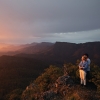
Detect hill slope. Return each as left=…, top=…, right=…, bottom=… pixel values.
left=0, top=55, right=48, bottom=100
left=21, top=65, right=100, bottom=100
left=16, top=42, right=100, bottom=65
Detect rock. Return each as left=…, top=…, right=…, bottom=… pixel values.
left=21, top=74, right=74, bottom=100
left=56, top=74, right=73, bottom=87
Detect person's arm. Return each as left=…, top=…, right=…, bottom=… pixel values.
left=87, top=59, right=91, bottom=66
left=83, top=62, right=88, bottom=69
left=79, top=61, right=83, bottom=69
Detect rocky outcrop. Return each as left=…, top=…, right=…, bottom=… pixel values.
left=21, top=72, right=99, bottom=100
left=21, top=74, right=74, bottom=100
left=56, top=74, right=73, bottom=86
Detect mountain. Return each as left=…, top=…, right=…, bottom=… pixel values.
left=1, top=41, right=99, bottom=65
left=17, top=42, right=54, bottom=54
left=0, top=42, right=38, bottom=52
left=0, top=42, right=53, bottom=56
left=0, top=41, right=100, bottom=99
left=0, top=55, right=48, bottom=100
left=15, top=41, right=100, bottom=66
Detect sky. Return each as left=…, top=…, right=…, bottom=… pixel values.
left=0, top=0, right=100, bottom=44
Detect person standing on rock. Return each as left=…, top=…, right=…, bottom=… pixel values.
left=79, top=56, right=88, bottom=87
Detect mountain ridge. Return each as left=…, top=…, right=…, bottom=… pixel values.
left=15, top=41, right=100, bottom=66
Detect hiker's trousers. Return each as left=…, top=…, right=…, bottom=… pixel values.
left=79, top=70, right=87, bottom=85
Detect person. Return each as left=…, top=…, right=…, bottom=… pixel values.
left=79, top=56, right=88, bottom=87
left=83, top=53, right=91, bottom=81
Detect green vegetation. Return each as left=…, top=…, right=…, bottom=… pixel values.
left=21, top=65, right=63, bottom=99
left=22, top=62, right=100, bottom=100
left=34, top=65, right=63, bottom=92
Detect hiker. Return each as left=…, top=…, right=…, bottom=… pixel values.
left=79, top=56, right=88, bottom=87
left=83, top=53, right=91, bottom=81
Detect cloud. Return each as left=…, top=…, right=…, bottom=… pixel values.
left=0, top=29, right=100, bottom=44
left=0, top=0, right=100, bottom=44
left=34, top=29, right=100, bottom=43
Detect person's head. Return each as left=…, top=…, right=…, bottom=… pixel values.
left=81, top=56, right=87, bottom=61
left=83, top=53, right=89, bottom=58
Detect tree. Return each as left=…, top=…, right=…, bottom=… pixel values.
left=34, top=65, right=63, bottom=92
